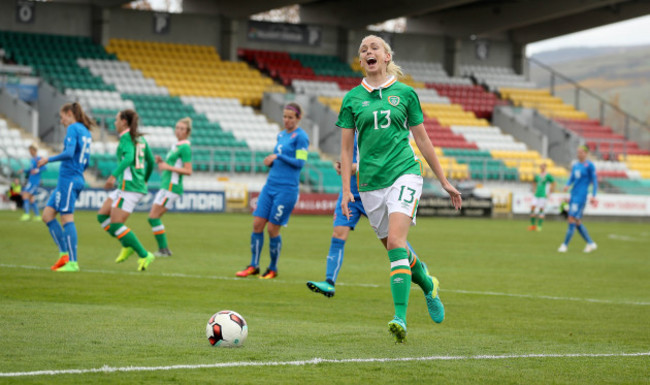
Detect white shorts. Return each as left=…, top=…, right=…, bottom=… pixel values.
left=531, top=197, right=547, bottom=212
left=359, top=174, right=423, bottom=239
left=153, top=189, right=180, bottom=208
left=108, top=189, right=144, bottom=213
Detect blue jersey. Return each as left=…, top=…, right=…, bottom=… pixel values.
left=50, top=122, right=92, bottom=183
left=567, top=160, right=597, bottom=203
left=26, top=156, right=46, bottom=186
left=347, top=134, right=361, bottom=199
left=266, top=127, right=310, bottom=190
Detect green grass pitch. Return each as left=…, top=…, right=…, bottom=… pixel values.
left=1, top=210, right=648, bottom=384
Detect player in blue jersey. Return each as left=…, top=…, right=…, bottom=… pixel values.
left=236, top=103, right=310, bottom=279
left=558, top=145, right=598, bottom=253
left=20, top=144, right=46, bottom=222
left=37, top=102, right=93, bottom=272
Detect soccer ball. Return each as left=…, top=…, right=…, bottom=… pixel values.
left=206, top=310, right=248, bottom=347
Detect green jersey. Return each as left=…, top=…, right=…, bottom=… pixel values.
left=112, top=131, right=154, bottom=194
left=160, top=140, right=192, bottom=195
left=534, top=172, right=555, bottom=198
left=336, top=77, right=424, bottom=191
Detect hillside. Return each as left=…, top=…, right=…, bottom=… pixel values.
left=528, top=45, right=650, bottom=131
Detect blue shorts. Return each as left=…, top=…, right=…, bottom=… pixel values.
left=47, top=179, right=84, bottom=214
left=23, top=182, right=38, bottom=195
left=333, top=193, right=366, bottom=229
left=568, top=199, right=587, bottom=219
left=253, top=185, right=299, bottom=226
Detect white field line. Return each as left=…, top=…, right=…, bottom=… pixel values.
left=1, top=352, right=649, bottom=378
left=1, top=263, right=649, bottom=306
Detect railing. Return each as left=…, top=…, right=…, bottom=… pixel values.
left=528, top=57, right=650, bottom=152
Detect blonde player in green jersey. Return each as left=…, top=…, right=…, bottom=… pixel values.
left=96, top=109, right=156, bottom=271
left=529, top=163, right=555, bottom=231
left=339, top=35, right=462, bottom=343
left=147, top=117, right=193, bottom=257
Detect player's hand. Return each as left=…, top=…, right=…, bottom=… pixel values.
left=37, top=157, right=48, bottom=168
left=442, top=182, right=462, bottom=210
left=30, top=169, right=38, bottom=175
left=340, top=191, right=355, bottom=220
left=158, top=162, right=170, bottom=171
left=589, top=196, right=597, bottom=206
left=563, top=186, right=569, bottom=192
left=104, top=175, right=116, bottom=190
left=155, top=155, right=163, bottom=163
left=334, top=161, right=342, bottom=175
left=263, top=154, right=277, bottom=166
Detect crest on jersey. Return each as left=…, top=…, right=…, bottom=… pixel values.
left=388, top=96, right=400, bottom=106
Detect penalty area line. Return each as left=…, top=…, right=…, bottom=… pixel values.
left=1, top=352, right=649, bottom=377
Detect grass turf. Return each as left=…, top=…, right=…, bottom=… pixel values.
left=0, top=210, right=648, bottom=384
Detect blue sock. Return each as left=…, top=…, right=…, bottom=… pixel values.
left=250, top=232, right=264, bottom=267
left=268, top=235, right=282, bottom=272
left=563, top=223, right=576, bottom=246
left=46, top=220, right=67, bottom=254
left=576, top=224, right=593, bottom=244
left=23, top=200, right=30, bottom=214
left=63, top=222, right=78, bottom=262
left=406, top=241, right=417, bottom=260
left=32, top=202, right=40, bottom=217
left=325, top=237, right=346, bottom=284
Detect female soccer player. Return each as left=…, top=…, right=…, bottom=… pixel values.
left=338, top=35, right=462, bottom=342
left=96, top=109, right=156, bottom=271
left=236, top=103, right=310, bottom=279
left=558, top=145, right=597, bottom=253
left=37, top=102, right=93, bottom=272
left=20, top=144, right=46, bottom=222
left=528, top=163, right=555, bottom=231
left=147, top=117, right=193, bottom=257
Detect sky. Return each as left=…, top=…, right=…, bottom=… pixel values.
left=526, top=14, right=650, bottom=55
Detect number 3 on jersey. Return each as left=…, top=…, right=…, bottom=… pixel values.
left=373, top=110, right=391, bottom=130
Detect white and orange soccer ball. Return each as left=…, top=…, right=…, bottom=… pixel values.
left=206, top=310, right=248, bottom=347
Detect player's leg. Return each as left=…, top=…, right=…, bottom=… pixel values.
left=43, top=186, right=69, bottom=269
left=307, top=225, right=350, bottom=297
left=97, top=192, right=114, bottom=236
left=43, top=204, right=69, bottom=270
left=575, top=219, right=597, bottom=252
left=30, top=194, right=40, bottom=220
left=386, top=212, right=413, bottom=343
left=528, top=203, right=537, bottom=230
left=262, top=191, right=298, bottom=279
left=237, top=188, right=273, bottom=276
left=55, top=182, right=84, bottom=272
left=20, top=191, right=31, bottom=220
left=108, top=193, right=154, bottom=270
left=149, top=190, right=175, bottom=257
left=559, top=200, right=584, bottom=252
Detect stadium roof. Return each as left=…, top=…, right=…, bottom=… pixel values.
left=58, top=0, right=650, bottom=43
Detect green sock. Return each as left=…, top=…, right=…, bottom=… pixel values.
left=407, top=249, right=433, bottom=294
left=538, top=217, right=544, bottom=227
left=530, top=216, right=536, bottom=225
left=97, top=214, right=110, bottom=233
left=148, top=218, right=168, bottom=249
left=109, top=223, right=148, bottom=258
left=388, top=248, right=411, bottom=322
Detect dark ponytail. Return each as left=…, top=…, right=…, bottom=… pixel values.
left=119, top=109, right=141, bottom=144
left=61, top=102, right=95, bottom=130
